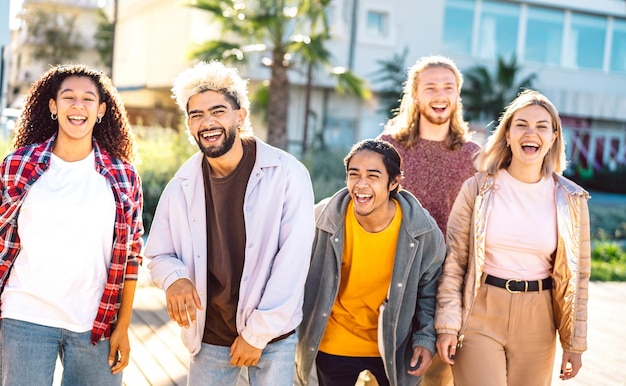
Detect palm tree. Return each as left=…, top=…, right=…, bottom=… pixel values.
left=94, top=8, right=114, bottom=73
left=462, top=55, right=536, bottom=125
left=370, top=47, right=409, bottom=120
left=187, top=0, right=368, bottom=151
left=292, top=1, right=370, bottom=153
left=23, top=7, right=85, bottom=66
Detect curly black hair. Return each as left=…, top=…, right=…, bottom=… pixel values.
left=14, top=64, right=137, bottom=163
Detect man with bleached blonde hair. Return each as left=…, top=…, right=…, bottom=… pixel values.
left=145, top=61, right=315, bottom=385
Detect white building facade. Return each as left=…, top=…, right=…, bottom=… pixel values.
left=111, top=0, right=626, bottom=171
left=7, top=0, right=105, bottom=108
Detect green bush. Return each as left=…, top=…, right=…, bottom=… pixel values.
left=301, top=146, right=347, bottom=203
left=0, top=136, right=12, bottom=158
left=135, top=128, right=196, bottom=232
left=588, top=205, right=626, bottom=240
left=590, top=241, right=626, bottom=281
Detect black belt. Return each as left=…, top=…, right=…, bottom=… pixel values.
left=485, top=275, right=552, bottom=293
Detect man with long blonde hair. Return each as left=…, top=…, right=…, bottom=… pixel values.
left=380, top=55, right=481, bottom=386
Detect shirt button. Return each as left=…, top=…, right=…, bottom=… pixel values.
left=410, top=242, right=415, bottom=247
left=397, top=283, right=403, bottom=288
left=334, top=238, right=339, bottom=242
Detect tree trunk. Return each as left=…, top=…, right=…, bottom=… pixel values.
left=267, top=49, right=289, bottom=150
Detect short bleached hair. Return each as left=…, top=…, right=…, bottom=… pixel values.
left=172, top=61, right=252, bottom=135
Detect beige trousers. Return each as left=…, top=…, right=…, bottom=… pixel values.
left=421, top=354, right=454, bottom=386
left=452, top=278, right=556, bottom=386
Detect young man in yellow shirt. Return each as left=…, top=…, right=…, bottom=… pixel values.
left=296, top=139, right=446, bottom=386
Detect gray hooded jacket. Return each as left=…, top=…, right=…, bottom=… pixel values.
left=295, top=188, right=446, bottom=386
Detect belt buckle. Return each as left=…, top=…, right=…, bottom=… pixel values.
left=505, top=279, right=528, bottom=293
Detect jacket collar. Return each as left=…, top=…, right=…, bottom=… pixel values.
left=553, top=173, right=590, bottom=198
left=478, top=171, right=589, bottom=199
left=316, top=188, right=437, bottom=238
left=173, top=136, right=276, bottom=179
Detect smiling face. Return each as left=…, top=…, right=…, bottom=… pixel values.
left=414, top=67, right=459, bottom=126
left=48, top=76, right=105, bottom=145
left=506, top=104, right=557, bottom=177
left=346, top=150, right=400, bottom=221
left=187, top=90, right=246, bottom=158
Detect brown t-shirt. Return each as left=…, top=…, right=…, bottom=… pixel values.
left=201, top=138, right=256, bottom=346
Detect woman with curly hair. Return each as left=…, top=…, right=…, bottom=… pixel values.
left=0, top=64, right=143, bottom=385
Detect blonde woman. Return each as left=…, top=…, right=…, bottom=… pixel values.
left=435, top=90, right=590, bottom=385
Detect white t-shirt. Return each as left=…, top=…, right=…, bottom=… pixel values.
left=483, top=169, right=557, bottom=281
left=2, top=150, right=116, bottom=332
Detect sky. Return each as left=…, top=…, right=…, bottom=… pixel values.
left=9, top=0, right=22, bottom=30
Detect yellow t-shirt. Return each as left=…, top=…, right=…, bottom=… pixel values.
left=319, top=199, right=402, bottom=356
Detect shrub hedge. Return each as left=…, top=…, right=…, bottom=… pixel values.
left=0, top=130, right=625, bottom=281
left=134, top=128, right=196, bottom=232
left=590, top=241, right=626, bottom=281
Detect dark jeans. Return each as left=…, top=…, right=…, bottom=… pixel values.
left=316, top=351, right=390, bottom=386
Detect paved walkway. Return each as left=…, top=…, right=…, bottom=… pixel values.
left=123, top=267, right=189, bottom=386
left=122, top=266, right=626, bottom=386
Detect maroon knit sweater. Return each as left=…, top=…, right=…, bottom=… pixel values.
left=381, top=134, right=481, bottom=236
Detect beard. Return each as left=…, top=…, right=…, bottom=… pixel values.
left=195, top=124, right=237, bottom=158
left=418, top=101, right=456, bottom=126
left=421, top=109, right=451, bottom=125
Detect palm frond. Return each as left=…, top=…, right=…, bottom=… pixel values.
left=189, top=40, right=248, bottom=64
left=334, top=70, right=372, bottom=100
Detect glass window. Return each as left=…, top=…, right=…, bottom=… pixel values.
left=366, top=10, right=388, bottom=37
left=324, top=117, right=356, bottom=150
left=524, top=7, right=564, bottom=65
left=477, top=0, right=519, bottom=60
left=611, top=18, right=626, bottom=73
left=442, top=0, right=475, bottom=55
left=566, top=13, right=606, bottom=70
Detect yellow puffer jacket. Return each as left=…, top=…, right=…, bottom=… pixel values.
left=435, top=171, right=590, bottom=354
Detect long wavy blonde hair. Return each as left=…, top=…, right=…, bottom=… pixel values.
left=385, top=55, right=471, bottom=150
left=476, top=89, right=567, bottom=175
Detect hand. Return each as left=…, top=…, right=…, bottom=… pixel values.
left=560, top=352, right=582, bottom=380
left=407, top=346, right=432, bottom=376
left=165, top=278, right=202, bottom=328
left=230, top=335, right=262, bottom=367
left=108, top=327, right=130, bottom=375
left=436, top=333, right=458, bottom=366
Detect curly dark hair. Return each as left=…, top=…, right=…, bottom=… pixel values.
left=14, top=64, right=137, bottom=163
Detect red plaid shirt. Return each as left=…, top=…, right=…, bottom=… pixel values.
left=0, top=136, right=144, bottom=344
